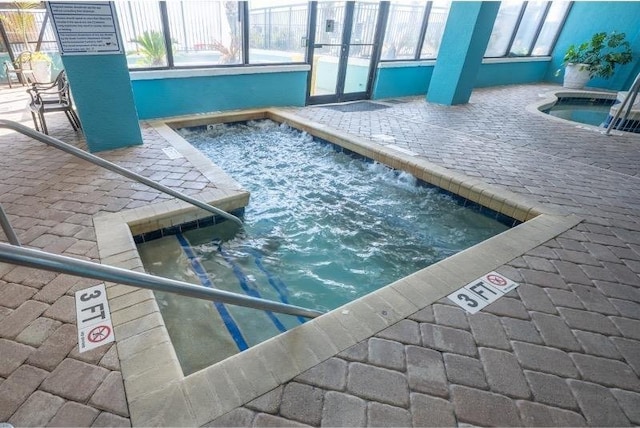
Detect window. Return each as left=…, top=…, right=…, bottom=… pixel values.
left=420, top=1, right=450, bottom=59
left=485, top=1, right=572, bottom=58
left=248, top=0, right=308, bottom=64
left=509, top=1, right=547, bottom=56
left=0, top=4, right=57, bottom=55
left=381, top=1, right=451, bottom=61
left=115, top=1, right=312, bottom=69
left=115, top=2, right=167, bottom=68
left=167, top=1, right=243, bottom=66
left=485, top=1, right=524, bottom=57
left=382, top=3, right=427, bottom=60
left=532, top=2, right=571, bottom=56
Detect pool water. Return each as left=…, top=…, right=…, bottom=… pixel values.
left=543, top=97, right=615, bottom=127
left=137, top=120, right=511, bottom=374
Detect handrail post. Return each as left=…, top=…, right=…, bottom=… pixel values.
left=0, top=204, right=21, bottom=246
left=606, top=72, right=640, bottom=135
left=0, top=119, right=243, bottom=226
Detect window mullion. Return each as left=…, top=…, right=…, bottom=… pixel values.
left=527, top=1, right=551, bottom=56
left=241, top=1, right=249, bottom=65
left=159, top=1, right=174, bottom=68
left=547, top=1, right=573, bottom=56
left=504, top=1, right=527, bottom=57
left=414, top=2, right=432, bottom=60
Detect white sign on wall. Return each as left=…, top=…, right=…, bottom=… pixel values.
left=46, top=2, right=124, bottom=55
left=447, top=271, right=520, bottom=314
left=75, top=284, right=115, bottom=352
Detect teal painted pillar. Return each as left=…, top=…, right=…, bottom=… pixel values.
left=62, top=54, right=143, bottom=152
left=427, top=1, right=500, bottom=105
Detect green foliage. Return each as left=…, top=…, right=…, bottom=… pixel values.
left=132, top=30, right=167, bottom=66
left=560, top=32, right=633, bottom=79
left=30, top=50, right=51, bottom=63
left=0, top=1, right=40, bottom=51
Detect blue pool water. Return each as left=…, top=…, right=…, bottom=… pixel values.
left=543, top=97, right=615, bottom=127
left=137, top=120, right=511, bottom=374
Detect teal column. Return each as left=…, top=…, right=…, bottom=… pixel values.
left=62, top=54, right=143, bottom=152
left=427, top=1, right=500, bottom=105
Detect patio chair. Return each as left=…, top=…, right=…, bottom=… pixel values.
left=27, top=70, right=82, bottom=135
left=3, top=52, right=35, bottom=88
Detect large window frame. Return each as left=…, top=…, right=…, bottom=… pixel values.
left=484, top=1, right=572, bottom=59
left=380, top=1, right=451, bottom=62
left=116, top=0, right=572, bottom=71
left=121, top=0, right=309, bottom=71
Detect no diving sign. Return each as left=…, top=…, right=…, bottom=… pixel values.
left=75, top=284, right=115, bottom=352
left=447, top=271, right=519, bottom=314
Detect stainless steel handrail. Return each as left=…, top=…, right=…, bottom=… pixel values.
left=0, top=122, right=322, bottom=319
left=0, top=243, right=323, bottom=319
left=606, top=72, right=640, bottom=135
left=0, top=119, right=243, bottom=226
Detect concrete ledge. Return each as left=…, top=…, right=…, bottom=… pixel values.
left=130, top=64, right=310, bottom=81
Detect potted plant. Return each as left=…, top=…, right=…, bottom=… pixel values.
left=557, top=32, right=633, bottom=89
left=30, top=50, right=52, bottom=83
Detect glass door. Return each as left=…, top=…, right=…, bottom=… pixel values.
left=306, top=1, right=381, bottom=104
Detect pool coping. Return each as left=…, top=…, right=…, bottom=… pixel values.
left=95, top=108, right=582, bottom=426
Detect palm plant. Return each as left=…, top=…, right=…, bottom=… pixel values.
left=0, top=1, right=40, bottom=52
left=132, top=30, right=167, bottom=66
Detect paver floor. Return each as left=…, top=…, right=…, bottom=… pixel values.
left=1, top=82, right=639, bottom=427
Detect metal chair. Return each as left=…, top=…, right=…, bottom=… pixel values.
left=27, top=70, right=81, bottom=135
left=4, top=52, right=35, bottom=88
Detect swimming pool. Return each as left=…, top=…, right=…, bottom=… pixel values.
left=137, top=120, right=512, bottom=374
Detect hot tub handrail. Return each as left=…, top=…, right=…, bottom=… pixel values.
left=606, top=72, right=640, bottom=135
left=0, top=119, right=243, bottom=226
left=0, top=242, right=323, bottom=319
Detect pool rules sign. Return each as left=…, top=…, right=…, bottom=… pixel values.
left=75, top=284, right=115, bottom=352
left=448, top=271, right=519, bottom=314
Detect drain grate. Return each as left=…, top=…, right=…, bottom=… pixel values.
left=383, top=99, right=412, bottom=104
left=320, top=101, right=391, bottom=113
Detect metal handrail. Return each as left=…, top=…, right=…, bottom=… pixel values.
left=0, top=119, right=243, bottom=226
left=0, top=122, right=322, bottom=319
left=0, top=242, right=323, bottom=319
left=606, top=72, right=640, bottom=135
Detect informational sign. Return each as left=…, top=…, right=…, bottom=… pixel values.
left=75, top=284, right=115, bottom=352
left=447, top=271, right=519, bottom=314
left=46, top=2, right=124, bottom=55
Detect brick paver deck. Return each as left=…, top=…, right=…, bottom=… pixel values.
left=1, top=82, right=639, bottom=426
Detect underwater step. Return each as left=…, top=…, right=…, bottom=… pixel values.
left=135, top=235, right=241, bottom=374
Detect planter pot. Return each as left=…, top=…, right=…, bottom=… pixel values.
left=31, top=60, right=52, bottom=83
left=563, top=63, right=591, bottom=89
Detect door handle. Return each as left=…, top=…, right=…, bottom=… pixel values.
left=313, top=43, right=324, bottom=48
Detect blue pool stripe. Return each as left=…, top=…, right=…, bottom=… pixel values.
left=175, top=233, right=249, bottom=351
left=217, top=244, right=288, bottom=334
left=247, top=248, right=306, bottom=325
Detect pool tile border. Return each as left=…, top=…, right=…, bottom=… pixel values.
left=94, top=109, right=582, bottom=426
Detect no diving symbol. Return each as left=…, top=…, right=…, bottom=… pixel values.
left=87, top=325, right=111, bottom=343
left=486, top=274, right=508, bottom=287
